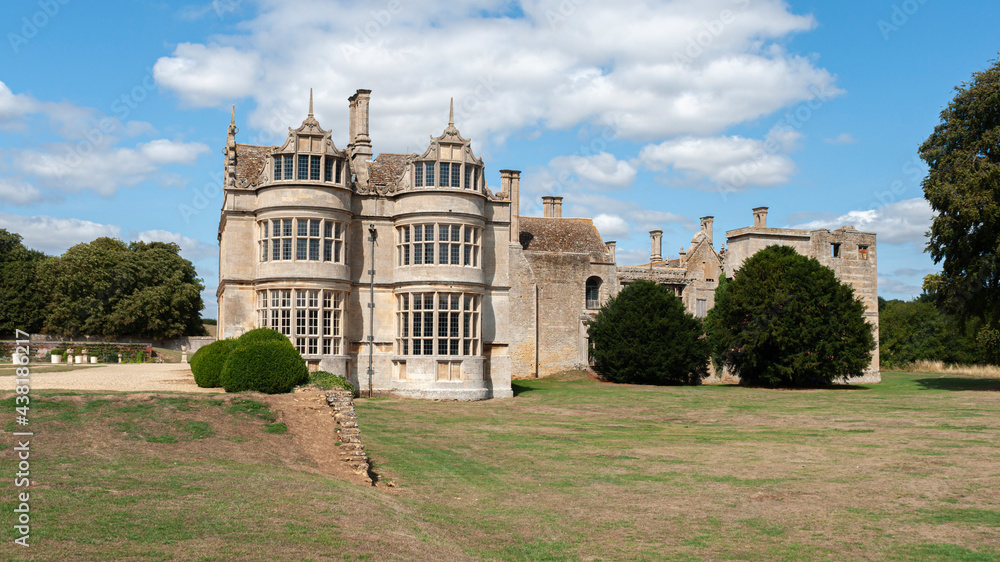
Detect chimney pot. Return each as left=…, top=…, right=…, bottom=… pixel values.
left=605, top=241, right=616, bottom=264
left=700, top=216, right=714, bottom=245
left=753, top=206, right=769, bottom=229
left=650, top=230, right=663, bottom=262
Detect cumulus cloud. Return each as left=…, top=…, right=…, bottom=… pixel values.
left=547, top=152, right=637, bottom=190
left=15, top=140, right=210, bottom=195
left=792, top=198, right=934, bottom=246
left=878, top=276, right=923, bottom=298
left=152, top=0, right=839, bottom=151
left=638, top=126, right=801, bottom=190
left=0, top=178, right=43, bottom=206
left=137, top=229, right=218, bottom=261
left=0, top=81, right=40, bottom=129
left=0, top=213, right=121, bottom=254
left=593, top=213, right=630, bottom=239
left=153, top=44, right=263, bottom=107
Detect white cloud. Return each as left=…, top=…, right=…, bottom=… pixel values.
left=792, top=198, right=934, bottom=246
left=593, top=213, right=630, bottom=239
left=137, top=229, right=218, bottom=261
left=0, top=178, right=43, bottom=206
left=878, top=277, right=923, bottom=298
left=638, top=126, right=801, bottom=190
left=0, top=213, right=121, bottom=254
left=15, top=140, right=210, bottom=196
left=152, top=0, right=840, bottom=151
left=825, top=133, right=857, bottom=145
left=547, top=152, right=637, bottom=190
left=153, top=44, right=263, bottom=107
left=0, top=81, right=40, bottom=129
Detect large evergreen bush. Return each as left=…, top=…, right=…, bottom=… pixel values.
left=705, top=245, right=875, bottom=387
left=190, top=339, right=234, bottom=388
left=587, top=280, right=709, bottom=385
left=236, top=327, right=289, bottom=346
left=220, top=338, right=308, bottom=394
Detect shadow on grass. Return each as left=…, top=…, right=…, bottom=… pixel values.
left=914, top=377, right=1000, bottom=392
left=511, top=381, right=539, bottom=397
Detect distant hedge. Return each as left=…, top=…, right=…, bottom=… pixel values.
left=220, top=338, right=308, bottom=394
left=191, top=339, right=234, bottom=388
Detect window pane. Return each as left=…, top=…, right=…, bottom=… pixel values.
left=282, top=239, right=292, bottom=260
left=452, top=164, right=461, bottom=187
left=425, top=225, right=434, bottom=241
left=298, top=219, right=307, bottom=237
left=309, top=239, right=319, bottom=260
left=310, top=155, right=321, bottom=180
left=402, top=245, right=409, bottom=265
left=324, top=159, right=333, bottom=182
left=297, top=239, right=307, bottom=260
left=424, top=340, right=433, bottom=355
left=283, top=219, right=292, bottom=237
left=451, top=227, right=460, bottom=242
left=297, top=154, right=309, bottom=180
left=413, top=226, right=422, bottom=242
left=424, top=244, right=433, bottom=264
left=274, top=157, right=282, bottom=180
left=439, top=243, right=448, bottom=264
left=413, top=312, right=422, bottom=336
left=284, top=155, right=294, bottom=180
left=335, top=161, right=342, bottom=183
left=464, top=245, right=471, bottom=265
left=403, top=226, right=410, bottom=243
left=425, top=162, right=434, bottom=186
left=439, top=162, right=449, bottom=186
left=464, top=227, right=471, bottom=243
left=272, top=220, right=280, bottom=237
left=451, top=244, right=460, bottom=264
left=324, top=221, right=332, bottom=238
left=324, top=240, right=332, bottom=261
left=273, top=239, right=282, bottom=260
left=415, top=163, right=423, bottom=187
left=439, top=225, right=449, bottom=241
left=310, top=219, right=320, bottom=237
left=335, top=241, right=342, bottom=263
left=414, top=244, right=422, bottom=265
left=465, top=166, right=472, bottom=189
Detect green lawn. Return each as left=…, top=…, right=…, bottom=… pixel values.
left=2, top=371, right=999, bottom=560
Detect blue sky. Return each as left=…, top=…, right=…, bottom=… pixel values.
left=1, top=0, right=997, bottom=318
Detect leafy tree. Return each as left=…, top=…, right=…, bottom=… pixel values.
left=879, top=299, right=981, bottom=367
left=919, top=57, right=1000, bottom=364
left=587, top=280, right=709, bottom=385
left=41, top=237, right=206, bottom=338
left=0, top=229, right=50, bottom=337
left=705, top=246, right=875, bottom=388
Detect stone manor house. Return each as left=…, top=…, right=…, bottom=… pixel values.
left=217, top=89, right=880, bottom=400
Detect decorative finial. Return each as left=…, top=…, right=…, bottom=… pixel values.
left=308, top=88, right=314, bottom=117
left=448, top=97, right=454, bottom=127
left=230, top=104, right=235, bottom=127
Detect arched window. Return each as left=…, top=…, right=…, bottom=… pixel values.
left=585, top=277, right=602, bottom=309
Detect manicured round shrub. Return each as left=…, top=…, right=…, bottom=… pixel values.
left=587, top=280, right=710, bottom=385
left=220, top=338, right=308, bottom=394
left=190, top=339, right=234, bottom=388
left=237, top=327, right=289, bottom=346
left=705, top=245, right=876, bottom=388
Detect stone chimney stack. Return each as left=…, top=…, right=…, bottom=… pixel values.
left=502, top=170, right=522, bottom=244
left=348, top=90, right=373, bottom=185
left=605, top=241, right=616, bottom=264
left=541, top=196, right=564, bottom=218
left=700, top=216, right=714, bottom=245
left=650, top=230, right=663, bottom=262
left=542, top=196, right=555, bottom=217
left=753, top=206, right=769, bottom=229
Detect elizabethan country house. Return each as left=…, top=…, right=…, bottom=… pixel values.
left=217, top=89, right=879, bottom=400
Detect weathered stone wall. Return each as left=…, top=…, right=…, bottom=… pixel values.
left=325, top=389, right=372, bottom=484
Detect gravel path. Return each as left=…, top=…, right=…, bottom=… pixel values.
left=2, top=363, right=219, bottom=393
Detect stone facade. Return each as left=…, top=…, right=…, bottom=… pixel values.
left=217, top=90, right=880, bottom=399
left=218, top=90, right=513, bottom=400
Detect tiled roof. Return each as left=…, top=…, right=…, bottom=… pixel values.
left=368, top=153, right=407, bottom=189
left=519, top=217, right=610, bottom=262
left=235, top=143, right=270, bottom=185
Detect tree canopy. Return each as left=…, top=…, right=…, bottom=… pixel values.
left=587, top=280, right=709, bottom=385
left=919, top=57, right=1000, bottom=363
left=1, top=232, right=207, bottom=339
left=705, top=246, right=875, bottom=388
